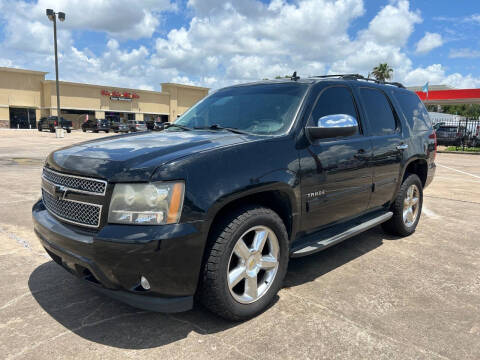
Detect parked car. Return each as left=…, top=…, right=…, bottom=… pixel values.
left=82, top=119, right=111, bottom=133
left=435, top=125, right=466, bottom=146
left=38, top=116, right=72, bottom=133
left=127, top=120, right=147, bottom=132
left=111, top=121, right=129, bottom=133
left=152, top=121, right=166, bottom=131
left=33, top=74, right=436, bottom=321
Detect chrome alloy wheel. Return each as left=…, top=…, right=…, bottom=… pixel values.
left=403, top=184, right=420, bottom=227
left=227, top=226, right=280, bottom=304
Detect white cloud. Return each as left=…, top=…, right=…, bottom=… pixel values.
left=363, top=0, right=421, bottom=47
left=0, top=58, right=14, bottom=67
left=403, top=64, right=480, bottom=88
left=449, top=48, right=480, bottom=59
left=415, top=32, right=443, bottom=54
left=0, top=0, right=176, bottom=41
left=0, top=0, right=479, bottom=90
left=467, top=14, right=480, bottom=23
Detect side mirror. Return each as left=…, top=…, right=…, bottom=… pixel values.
left=306, top=114, right=358, bottom=140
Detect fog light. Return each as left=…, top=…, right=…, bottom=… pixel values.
left=140, top=276, right=151, bottom=290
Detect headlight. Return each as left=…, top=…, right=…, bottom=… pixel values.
left=108, top=181, right=185, bottom=225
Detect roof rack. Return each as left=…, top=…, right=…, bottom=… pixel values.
left=310, top=74, right=405, bottom=88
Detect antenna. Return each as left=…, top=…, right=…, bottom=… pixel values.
left=291, top=71, right=300, bottom=81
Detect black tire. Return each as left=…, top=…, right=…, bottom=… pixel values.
left=199, top=206, right=289, bottom=321
left=94, top=130, right=99, bottom=133
left=114, top=130, right=118, bottom=133
left=66, top=129, right=71, bottom=133
left=49, top=127, right=55, bottom=133
left=105, top=130, right=109, bottom=133
left=82, top=127, right=86, bottom=132
left=38, top=127, right=42, bottom=132
left=382, top=174, right=423, bottom=236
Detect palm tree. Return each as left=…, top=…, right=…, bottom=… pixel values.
left=371, top=63, right=393, bottom=82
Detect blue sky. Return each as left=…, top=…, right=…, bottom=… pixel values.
left=0, top=0, right=479, bottom=90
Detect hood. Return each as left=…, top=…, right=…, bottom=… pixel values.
left=46, top=130, right=253, bottom=181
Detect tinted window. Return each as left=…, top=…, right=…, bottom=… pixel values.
left=174, top=83, right=308, bottom=135
left=360, top=88, right=397, bottom=136
left=309, top=86, right=360, bottom=134
left=394, top=91, right=431, bottom=132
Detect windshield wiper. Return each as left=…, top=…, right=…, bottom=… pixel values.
left=193, top=124, right=250, bottom=135
left=164, top=123, right=192, bottom=131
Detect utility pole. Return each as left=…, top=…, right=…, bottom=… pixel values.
left=46, top=9, right=65, bottom=122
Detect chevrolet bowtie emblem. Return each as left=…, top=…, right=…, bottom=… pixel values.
left=54, top=185, right=69, bottom=200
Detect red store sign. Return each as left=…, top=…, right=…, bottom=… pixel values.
left=101, top=89, right=140, bottom=100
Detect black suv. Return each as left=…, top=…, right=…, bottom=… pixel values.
left=33, top=75, right=436, bottom=320
left=82, top=119, right=111, bottom=133
left=38, top=116, right=72, bottom=133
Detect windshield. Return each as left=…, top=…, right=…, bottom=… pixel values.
left=173, top=83, right=308, bottom=135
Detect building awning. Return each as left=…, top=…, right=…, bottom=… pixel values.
left=416, top=88, right=480, bottom=105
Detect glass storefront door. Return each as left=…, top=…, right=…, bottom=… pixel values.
left=9, top=108, right=36, bottom=129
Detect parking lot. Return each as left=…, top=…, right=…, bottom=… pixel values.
left=1, top=129, right=479, bottom=360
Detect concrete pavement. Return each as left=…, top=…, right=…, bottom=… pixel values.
left=0, top=129, right=479, bottom=359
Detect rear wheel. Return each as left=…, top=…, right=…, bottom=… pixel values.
left=199, top=206, right=289, bottom=321
left=82, top=127, right=86, bottom=132
left=66, top=129, right=71, bottom=133
left=382, top=174, right=423, bottom=236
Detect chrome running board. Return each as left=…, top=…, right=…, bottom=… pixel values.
left=290, top=211, right=393, bottom=258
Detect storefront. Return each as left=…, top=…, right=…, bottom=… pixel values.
left=0, top=67, right=209, bottom=129
left=9, top=107, right=36, bottom=129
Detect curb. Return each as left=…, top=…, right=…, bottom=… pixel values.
left=437, top=150, right=480, bottom=155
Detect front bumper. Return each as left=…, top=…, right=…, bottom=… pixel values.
left=32, top=200, right=207, bottom=312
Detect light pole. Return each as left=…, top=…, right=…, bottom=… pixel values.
left=46, top=9, right=65, bottom=123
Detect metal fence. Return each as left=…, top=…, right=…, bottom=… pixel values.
left=432, top=118, right=480, bottom=150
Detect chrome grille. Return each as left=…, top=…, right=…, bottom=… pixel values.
left=42, top=189, right=102, bottom=228
left=42, top=167, right=107, bottom=195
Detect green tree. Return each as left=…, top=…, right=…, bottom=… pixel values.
left=372, top=63, right=393, bottom=82
left=437, top=104, right=480, bottom=118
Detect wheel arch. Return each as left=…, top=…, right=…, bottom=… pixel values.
left=402, top=157, right=428, bottom=187
left=205, top=186, right=298, bottom=245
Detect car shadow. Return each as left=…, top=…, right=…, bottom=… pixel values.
left=29, top=226, right=391, bottom=349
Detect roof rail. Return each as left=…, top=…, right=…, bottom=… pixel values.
left=310, top=74, right=405, bottom=88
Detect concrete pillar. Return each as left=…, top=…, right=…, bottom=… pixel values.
left=95, top=111, right=105, bottom=119
left=168, top=86, right=178, bottom=122
left=135, top=113, right=144, bottom=121
left=0, top=107, right=8, bottom=128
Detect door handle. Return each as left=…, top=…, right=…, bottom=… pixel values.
left=396, top=144, right=408, bottom=150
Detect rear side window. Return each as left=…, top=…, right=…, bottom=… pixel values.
left=394, top=91, right=431, bottom=132
left=360, top=88, right=397, bottom=136
left=309, top=86, right=360, bottom=134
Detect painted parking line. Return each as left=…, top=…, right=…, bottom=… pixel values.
left=422, top=205, right=441, bottom=219
left=436, top=164, right=480, bottom=180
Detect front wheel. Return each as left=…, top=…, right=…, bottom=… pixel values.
left=199, top=206, right=289, bottom=321
left=382, top=174, right=423, bottom=236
